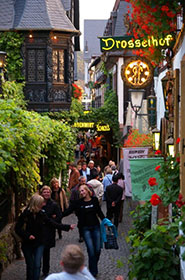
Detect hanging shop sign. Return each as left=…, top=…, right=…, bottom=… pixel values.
left=96, top=124, right=110, bottom=132
left=73, top=122, right=94, bottom=128
left=121, top=57, right=154, bottom=89
left=99, top=34, right=174, bottom=52
left=73, top=122, right=110, bottom=131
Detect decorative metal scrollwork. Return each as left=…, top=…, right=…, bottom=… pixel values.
left=48, top=88, right=67, bottom=102
left=26, top=89, right=46, bottom=102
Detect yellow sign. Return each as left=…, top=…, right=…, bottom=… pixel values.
left=73, top=122, right=94, bottom=128
left=100, top=34, right=174, bottom=52
left=97, top=124, right=110, bottom=132
left=73, top=122, right=110, bottom=131
left=121, top=57, right=153, bottom=89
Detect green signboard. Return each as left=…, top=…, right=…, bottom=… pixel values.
left=130, top=158, right=163, bottom=201
left=99, top=34, right=174, bottom=52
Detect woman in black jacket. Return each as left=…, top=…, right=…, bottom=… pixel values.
left=63, top=184, right=105, bottom=278
left=40, top=185, right=63, bottom=277
left=15, top=194, right=75, bottom=280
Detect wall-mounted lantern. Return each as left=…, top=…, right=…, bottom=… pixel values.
left=147, top=93, right=157, bottom=128
left=165, top=136, right=174, bottom=157
left=0, top=51, right=6, bottom=95
left=161, top=70, right=174, bottom=119
left=152, top=128, right=160, bottom=151
left=129, top=88, right=145, bottom=116
left=0, top=51, right=6, bottom=70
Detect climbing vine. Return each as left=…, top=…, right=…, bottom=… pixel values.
left=1, top=80, right=26, bottom=108
left=0, top=32, right=24, bottom=81
left=0, top=79, right=75, bottom=198
left=80, top=89, right=122, bottom=147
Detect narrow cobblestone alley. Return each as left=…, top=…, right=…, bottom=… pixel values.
left=2, top=200, right=136, bottom=280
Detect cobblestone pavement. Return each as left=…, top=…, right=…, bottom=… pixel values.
left=2, top=199, right=137, bottom=280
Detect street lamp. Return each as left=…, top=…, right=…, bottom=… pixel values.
left=0, top=51, right=6, bottom=70
left=129, top=89, right=145, bottom=116
left=152, top=128, right=160, bottom=151
left=0, top=51, right=6, bottom=96
left=165, top=137, right=174, bottom=157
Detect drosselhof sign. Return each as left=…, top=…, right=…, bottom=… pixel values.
left=99, top=34, right=174, bottom=52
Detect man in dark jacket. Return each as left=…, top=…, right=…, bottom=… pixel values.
left=40, top=186, right=62, bottom=277
left=88, top=160, right=97, bottom=181
left=106, top=172, right=123, bottom=228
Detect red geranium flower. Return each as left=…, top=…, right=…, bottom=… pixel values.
left=176, top=157, right=180, bottom=163
left=175, top=193, right=185, bottom=208
left=155, top=165, right=161, bottom=171
left=148, top=177, right=158, bottom=186
left=161, top=5, right=169, bottom=12
left=167, top=11, right=176, bottom=18
left=155, top=150, right=162, bottom=155
left=150, top=194, right=161, bottom=206
left=152, top=7, right=157, bottom=13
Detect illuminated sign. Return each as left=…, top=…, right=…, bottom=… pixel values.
left=83, top=110, right=91, bottom=114
left=73, top=122, right=94, bottom=128
left=99, top=34, right=174, bottom=52
left=97, top=124, right=110, bottom=132
left=73, top=122, right=110, bottom=131
left=121, top=57, right=153, bottom=89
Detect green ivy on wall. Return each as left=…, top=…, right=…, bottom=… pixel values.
left=80, top=89, right=122, bottom=147
left=0, top=79, right=76, bottom=198
left=0, top=32, right=24, bottom=81
left=1, top=80, right=26, bottom=108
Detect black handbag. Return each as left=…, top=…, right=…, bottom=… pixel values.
left=104, top=227, right=119, bottom=250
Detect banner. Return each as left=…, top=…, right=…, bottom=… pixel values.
left=123, top=147, right=149, bottom=197
left=129, top=158, right=163, bottom=201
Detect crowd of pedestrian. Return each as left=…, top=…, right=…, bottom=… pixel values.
left=75, top=132, right=109, bottom=169
left=14, top=158, right=125, bottom=280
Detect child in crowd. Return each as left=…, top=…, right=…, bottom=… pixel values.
left=45, top=244, right=95, bottom=280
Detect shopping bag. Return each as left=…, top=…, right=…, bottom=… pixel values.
left=104, top=227, right=119, bottom=250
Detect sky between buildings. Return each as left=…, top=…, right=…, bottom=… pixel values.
left=80, top=0, right=115, bottom=49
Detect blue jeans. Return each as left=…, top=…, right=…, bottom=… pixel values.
left=83, top=225, right=101, bottom=277
left=22, top=243, right=44, bottom=280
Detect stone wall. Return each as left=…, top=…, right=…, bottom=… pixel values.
left=0, top=223, right=22, bottom=280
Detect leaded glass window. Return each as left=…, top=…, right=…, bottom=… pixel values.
left=27, top=49, right=45, bottom=82
left=52, top=49, right=64, bottom=83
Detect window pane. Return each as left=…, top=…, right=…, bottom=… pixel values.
left=37, top=50, right=45, bottom=82
left=52, top=50, right=58, bottom=82
left=59, top=50, right=64, bottom=83
left=52, top=49, right=64, bottom=83
left=28, top=50, right=36, bottom=82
